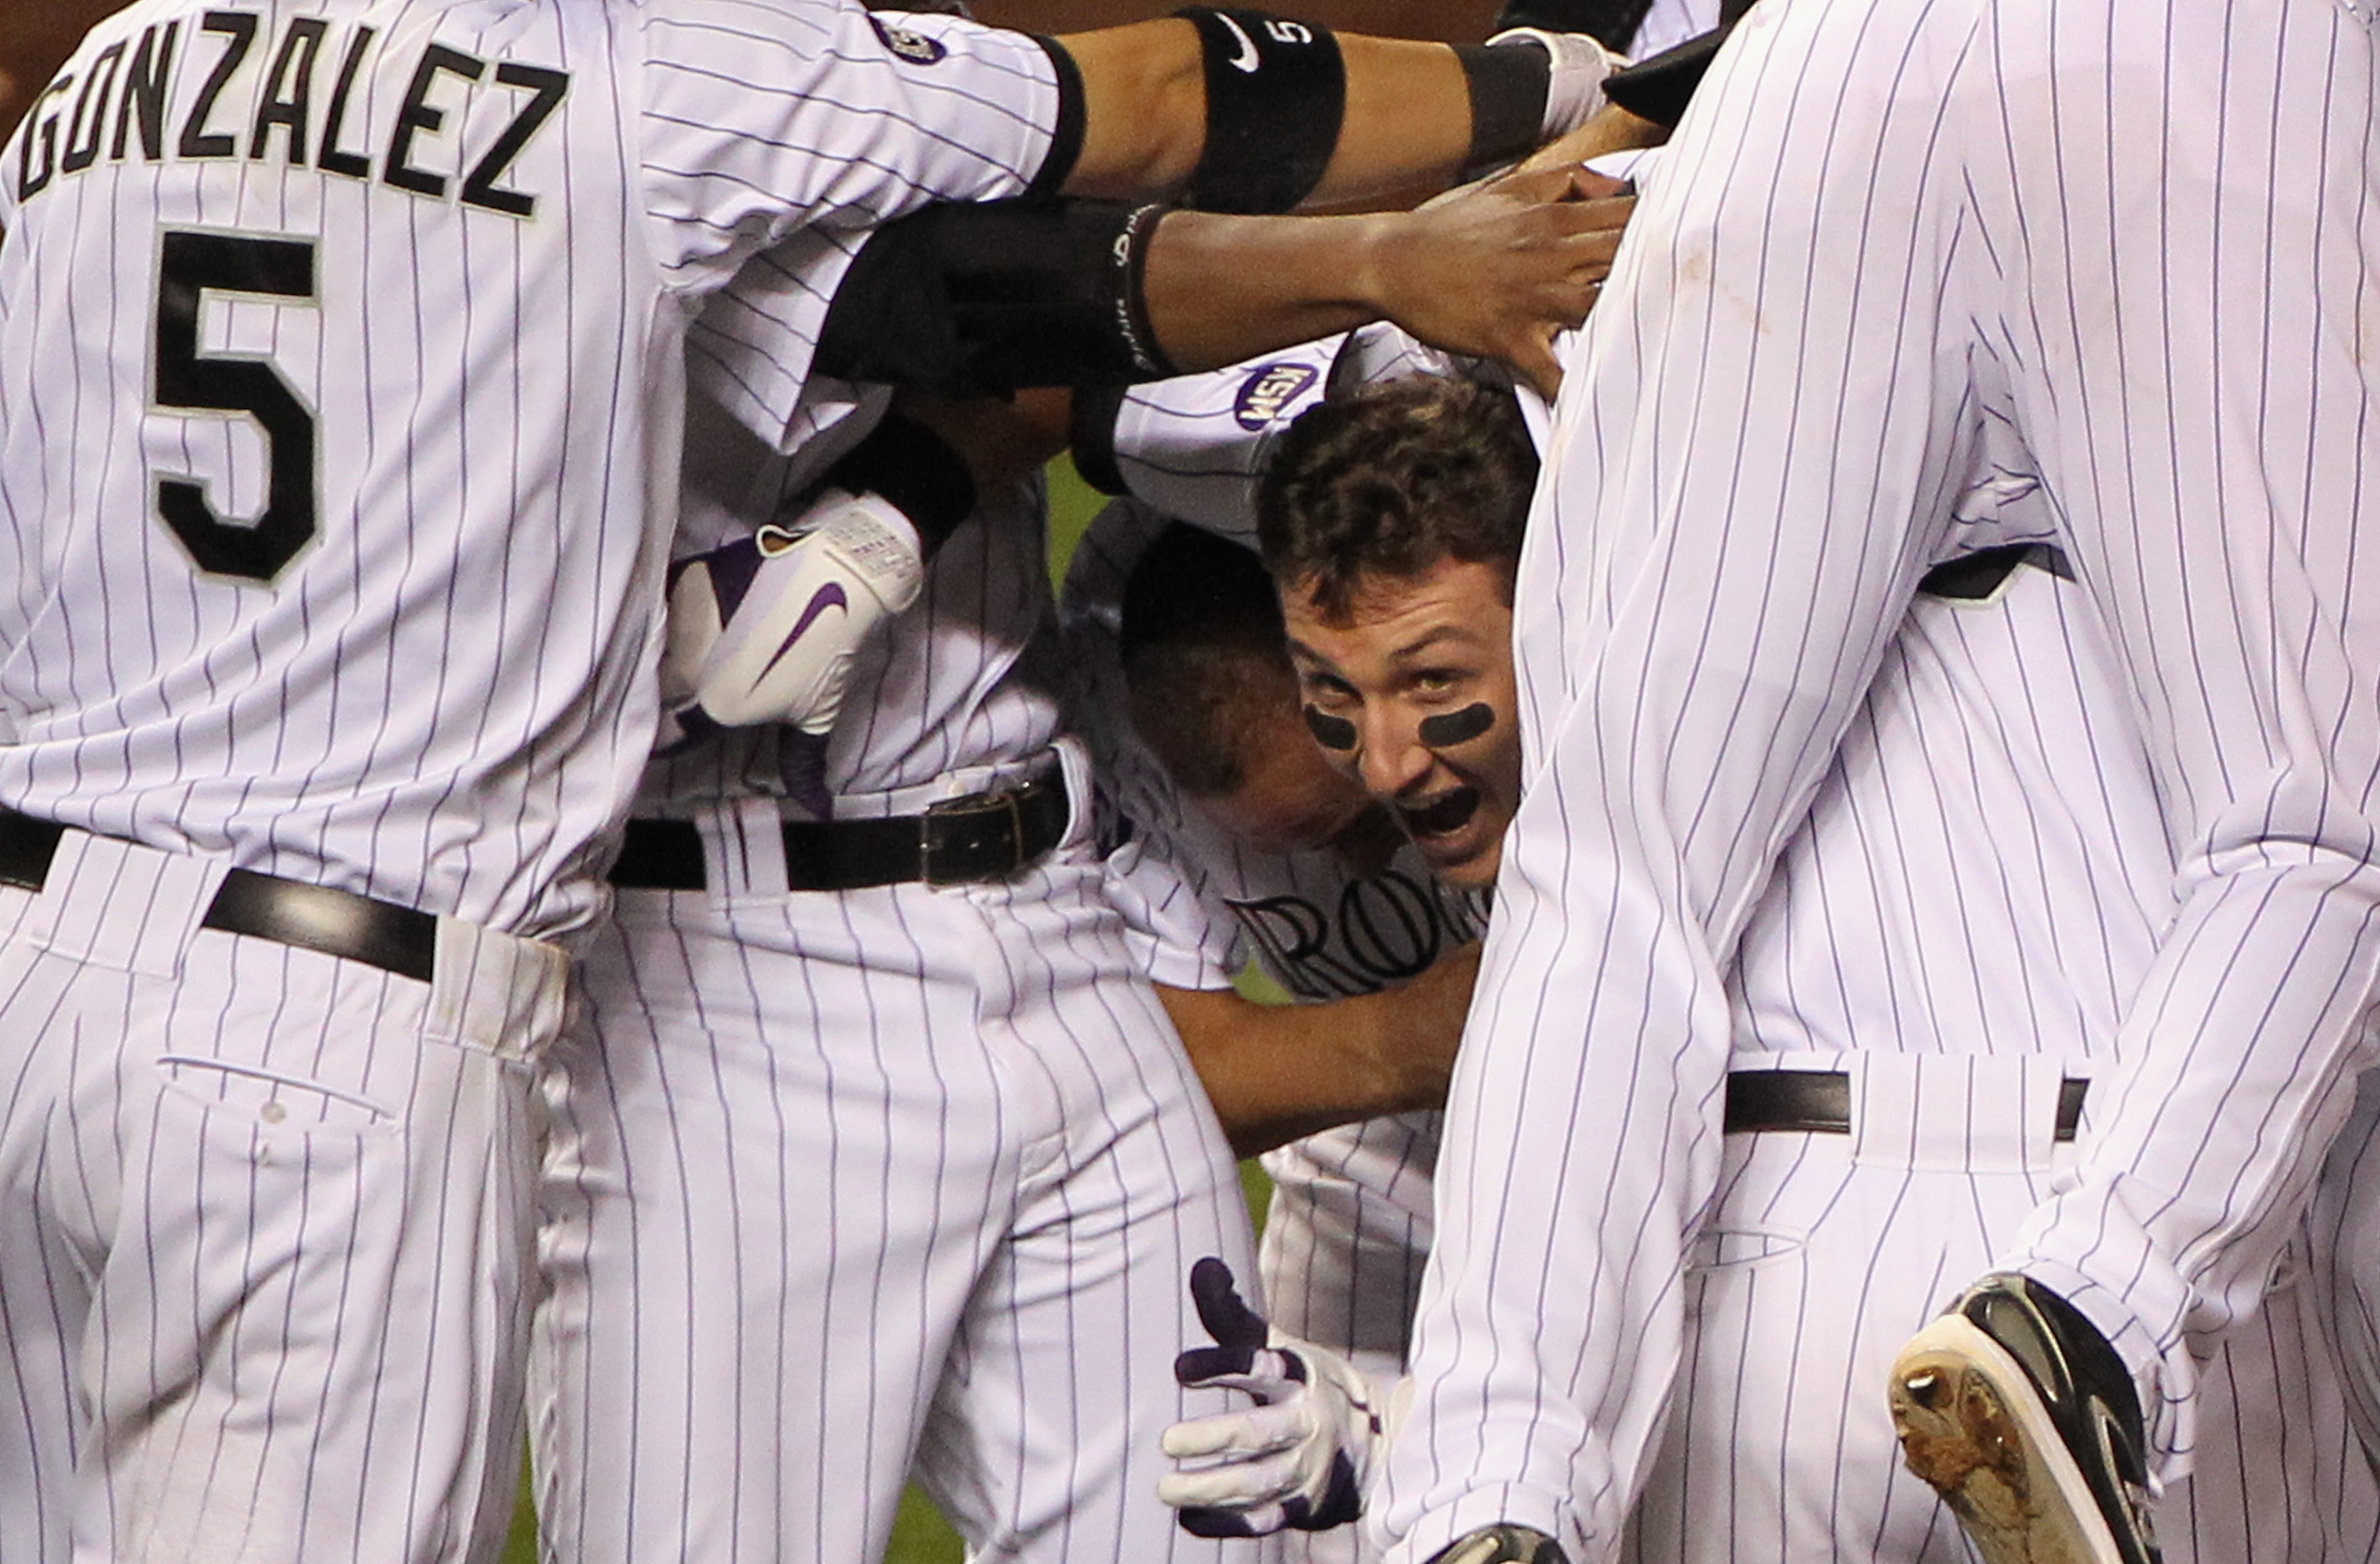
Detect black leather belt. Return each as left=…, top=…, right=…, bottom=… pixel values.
left=610, top=775, right=1072, bottom=894
left=1724, top=1069, right=2086, bottom=1141
left=0, top=809, right=437, bottom=984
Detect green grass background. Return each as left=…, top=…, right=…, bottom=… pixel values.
left=500, top=461, right=1270, bottom=1564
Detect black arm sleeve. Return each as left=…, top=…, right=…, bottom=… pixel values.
left=813, top=197, right=1174, bottom=398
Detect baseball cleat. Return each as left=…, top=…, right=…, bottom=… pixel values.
left=1421, top=1523, right=1571, bottom=1564
left=1888, top=1274, right=2161, bottom=1564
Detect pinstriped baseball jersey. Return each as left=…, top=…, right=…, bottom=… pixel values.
left=0, top=0, right=1061, bottom=940
left=1064, top=496, right=1482, bottom=1564
left=685, top=6, right=1058, bottom=468
left=1614, top=0, right=1710, bottom=58
left=1627, top=553, right=2380, bottom=1564
left=2310, top=1071, right=2380, bottom=1476
left=1380, top=1, right=2380, bottom=1560
left=541, top=132, right=1297, bottom=1564
left=1, top=4, right=1085, bottom=1559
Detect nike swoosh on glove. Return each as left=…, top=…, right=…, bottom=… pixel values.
left=660, top=487, right=925, bottom=749
left=1157, top=1257, right=1384, bottom=1538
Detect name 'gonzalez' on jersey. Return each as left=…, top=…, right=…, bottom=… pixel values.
left=0, top=0, right=1061, bottom=942
left=12, top=15, right=566, bottom=220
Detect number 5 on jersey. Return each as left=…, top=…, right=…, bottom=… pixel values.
left=154, top=229, right=318, bottom=582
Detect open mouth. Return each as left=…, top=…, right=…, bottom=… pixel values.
left=1397, top=787, right=1482, bottom=840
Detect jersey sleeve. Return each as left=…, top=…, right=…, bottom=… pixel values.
left=639, top=0, right=1062, bottom=291
left=1059, top=500, right=1244, bottom=992
left=649, top=1, right=1065, bottom=443
left=1076, top=325, right=1488, bottom=543
left=1078, top=339, right=1346, bottom=546
left=1380, top=4, right=2380, bottom=1559
left=1374, top=5, right=2016, bottom=1557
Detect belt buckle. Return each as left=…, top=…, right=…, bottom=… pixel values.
left=921, top=787, right=1026, bottom=888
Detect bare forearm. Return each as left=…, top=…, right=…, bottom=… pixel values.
left=1159, top=983, right=1423, bottom=1158
left=1137, top=211, right=1394, bottom=373
left=1310, top=35, right=1472, bottom=207
left=1142, top=167, right=1630, bottom=394
left=1159, top=951, right=1474, bottom=1158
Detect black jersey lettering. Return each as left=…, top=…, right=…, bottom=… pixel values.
left=1230, top=894, right=1382, bottom=1000
left=250, top=18, right=329, bottom=164
left=177, top=11, right=258, bottom=160
left=1337, top=872, right=1447, bottom=984
left=60, top=44, right=124, bottom=175
left=459, top=62, right=566, bottom=218
left=112, top=22, right=181, bottom=163
left=315, top=24, right=377, bottom=179
left=16, top=75, right=73, bottom=201
left=384, top=44, right=486, bottom=198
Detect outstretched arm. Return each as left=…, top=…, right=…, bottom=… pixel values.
left=1159, top=940, right=1480, bottom=1159
left=816, top=163, right=1634, bottom=402
left=1055, top=14, right=1611, bottom=208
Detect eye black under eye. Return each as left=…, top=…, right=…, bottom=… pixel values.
left=1418, top=703, right=1495, bottom=747
left=1304, top=706, right=1358, bottom=751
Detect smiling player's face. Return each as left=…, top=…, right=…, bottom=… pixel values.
left=1281, top=556, right=1520, bottom=889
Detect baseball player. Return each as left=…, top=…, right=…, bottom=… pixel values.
left=1369, top=3, right=2380, bottom=1564
left=527, top=14, right=1644, bottom=1561
left=0, top=3, right=1623, bottom=1561
left=1064, top=494, right=1486, bottom=1564
left=1066, top=369, right=1512, bottom=1564
left=1069, top=505, right=1486, bottom=1153
left=1161, top=368, right=2380, bottom=1564
left=0, top=3, right=1069, bottom=1559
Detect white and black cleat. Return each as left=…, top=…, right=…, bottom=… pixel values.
left=1888, top=1273, right=2161, bottom=1564
left=1422, top=1524, right=1571, bottom=1564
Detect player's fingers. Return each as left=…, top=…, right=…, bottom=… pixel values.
left=1507, top=326, right=1565, bottom=401
left=1174, top=1346, right=1259, bottom=1386
left=1177, top=1501, right=1289, bottom=1539
left=1486, top=163, right=1590, bottom=206
left=1187, top=1255, right=1270, bottom=1355
left=1535, top=191, right=1637, bottom=239
left=1161, top=1408, right=1308, bottom=1461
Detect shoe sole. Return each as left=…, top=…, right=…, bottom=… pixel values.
left=1887, top=1314, right=2126, bottom=1564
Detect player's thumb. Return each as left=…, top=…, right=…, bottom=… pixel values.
left=1509, top=327, right=1565, bottom=401
left=1187, top=1255, right=1269, bottom=1355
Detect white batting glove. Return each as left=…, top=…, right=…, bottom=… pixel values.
left=1489, top=26, right=1618, bottom=138
left=1157, top=1258, right=1384, bottom=1538
left=661, top=488, right=925, bottom=745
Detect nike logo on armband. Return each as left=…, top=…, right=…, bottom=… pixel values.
left=1217, top=12, right=1262, bottom=72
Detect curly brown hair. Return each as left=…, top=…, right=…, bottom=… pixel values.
left=1256, top=376, right=1537, bottom=619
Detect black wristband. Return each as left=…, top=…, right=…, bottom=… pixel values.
left=1174, top=7, right=1344, bottom=214
left=1456, top=41, right=1552, bottom=171
left=1070, top=384, right=1131, bottom=496
left=825, top=413, right=979, bottom=556
left=1025, top=35, right=1089, bottom=199
left=1112, top=202, right=1173, bottom=379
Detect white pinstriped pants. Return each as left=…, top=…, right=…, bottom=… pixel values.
left=530, top=804, right=1272, bottom=1564
left=1623, top=1054, right=2380, bottom=1564
left=0, top=829, right=567, bottom=1564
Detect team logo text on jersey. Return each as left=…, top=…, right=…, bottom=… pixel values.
left=1235, top=362, right=1319, bottom=430
left=16, top=14, right=567, bottom=216
left=1228, top=870, right=1484, bottom=1001
left=867, top=17, right=949, bottom=65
